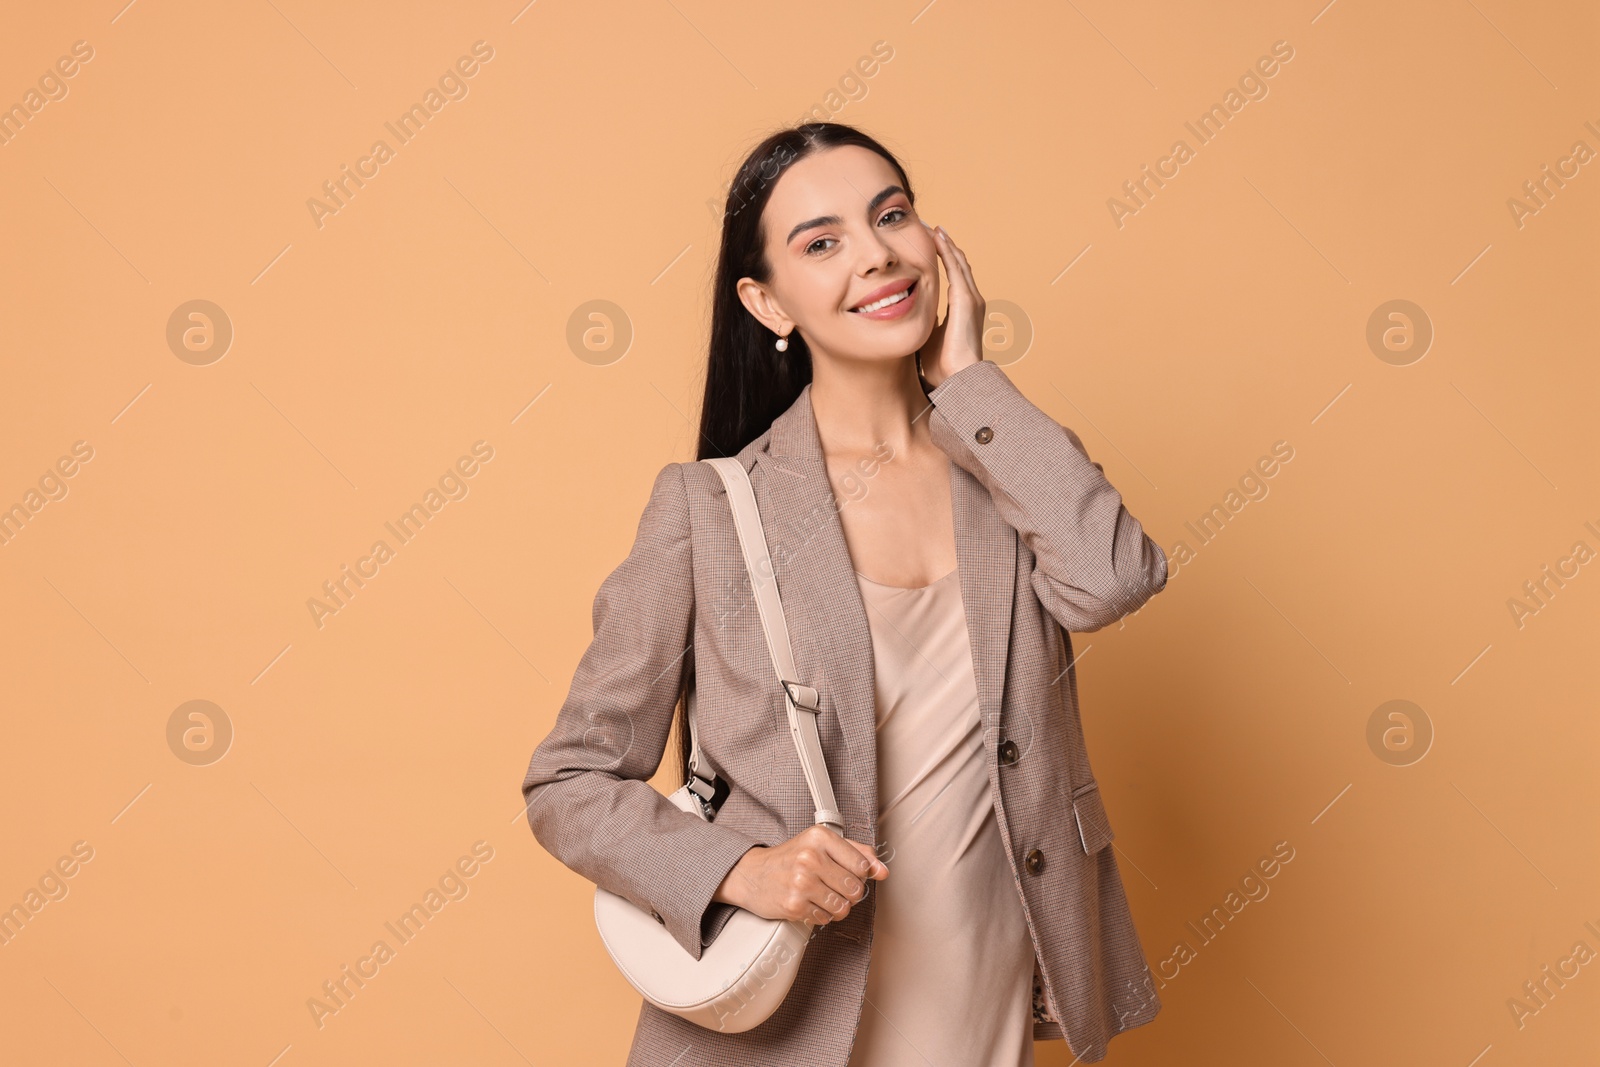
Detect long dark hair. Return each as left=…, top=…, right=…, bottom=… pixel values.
left=672, top=121, right=917, bottom=789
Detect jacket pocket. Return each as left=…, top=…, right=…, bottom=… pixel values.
left=1071, top=780, right=1116, bottom=854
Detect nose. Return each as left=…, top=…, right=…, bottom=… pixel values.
left=857, top=228, right=899, bottom=276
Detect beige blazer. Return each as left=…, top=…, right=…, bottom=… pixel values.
left=521, top=359, right=1169, bottom=1064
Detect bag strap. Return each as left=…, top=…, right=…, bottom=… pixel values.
left=689, top=457, right=845, bottom=836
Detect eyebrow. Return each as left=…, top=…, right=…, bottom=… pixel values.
left=784, top=185, right=908, bottom=247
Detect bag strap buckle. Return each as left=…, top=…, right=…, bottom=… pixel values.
left=781, top=680, right=821, bottom=713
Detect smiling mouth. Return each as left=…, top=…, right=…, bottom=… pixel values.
left=850, top=280, right=917, bottom=313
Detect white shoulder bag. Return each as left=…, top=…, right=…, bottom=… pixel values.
left=592, top=456, right=849, bottom=1033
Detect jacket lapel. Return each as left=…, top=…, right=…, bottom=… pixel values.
left=949, top=456, right=1019, bottom=753
left=748, top=383, right=1018, bottom=838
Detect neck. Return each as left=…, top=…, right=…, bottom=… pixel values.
left=807, top=353, right=932, bottom=461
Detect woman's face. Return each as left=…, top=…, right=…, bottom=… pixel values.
left=739, top=145, right=939, bottom=366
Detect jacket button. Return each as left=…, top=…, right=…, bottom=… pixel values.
left=975, top=426, right=994, bottom=444
left=651, top=908, right=665, bottom=924
left=1025, top=848, right=1045, bottom=875
left=999, top=739, right=1020, bottom=766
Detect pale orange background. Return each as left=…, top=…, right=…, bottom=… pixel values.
left=1, top=1, right=1596, bottom=1064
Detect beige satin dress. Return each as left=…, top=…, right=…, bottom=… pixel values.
left=845, top=566, right=1037, bottom=1067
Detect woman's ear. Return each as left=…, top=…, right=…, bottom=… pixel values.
left=735, top=276, right=792, bottom=337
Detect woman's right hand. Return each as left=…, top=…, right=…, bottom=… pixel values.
left=713, top=825, right=888, bottom=926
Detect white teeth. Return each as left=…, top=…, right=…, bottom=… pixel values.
left=853, top=286, right=911, bottom=313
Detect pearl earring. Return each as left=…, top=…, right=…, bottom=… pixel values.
left=775, top=333, right=789, bottom=352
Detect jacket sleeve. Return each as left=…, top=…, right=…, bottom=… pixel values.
left=926, top=360, right=1168, bottom=632
left=520, top=461, right=764, bottom=961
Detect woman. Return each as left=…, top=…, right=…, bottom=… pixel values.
left=521, top=122, right=1168, bottom=1066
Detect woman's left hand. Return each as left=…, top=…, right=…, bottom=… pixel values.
left=916, top=222, right=985, bottom=391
